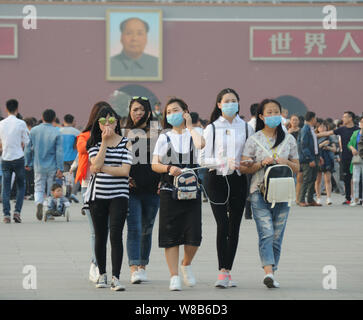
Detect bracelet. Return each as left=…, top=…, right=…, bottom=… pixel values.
left=260, top=160, right=264, bottom=168
left=166, top=165, right=172, bottom=173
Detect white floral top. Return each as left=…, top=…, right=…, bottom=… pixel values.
left=243, top=131, right=299, bottom=194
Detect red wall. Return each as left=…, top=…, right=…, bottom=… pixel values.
left=1, top=18, right=362, bottom=124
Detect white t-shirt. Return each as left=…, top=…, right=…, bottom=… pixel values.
left=153, top=129, right=200, bottom=164
left=0, top=115, right=29, bottom=161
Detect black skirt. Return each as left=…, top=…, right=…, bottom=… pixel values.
left=158, top=190, right=202, bottom=248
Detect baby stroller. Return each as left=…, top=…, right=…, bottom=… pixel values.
left=44, top=206, right=70, bottom=222
left=43, top=174, right=71, bottom=222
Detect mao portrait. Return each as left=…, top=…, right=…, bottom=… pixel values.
left=106, top=9, right=163, bottom=81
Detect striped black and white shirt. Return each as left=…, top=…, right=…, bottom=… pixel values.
left=88, top=137, right=132, bottom=200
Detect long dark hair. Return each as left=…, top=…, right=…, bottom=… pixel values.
left=256, top=99, right=285, bottom=149
left=86, top=106, right=121, bottom=150
left=125, top=97, right=153, bottom=130
left=83, top=101, right=111, bottom=133
left=162, top=97, right=189, bottom=129
left=209, top=88, right=240, bottom=124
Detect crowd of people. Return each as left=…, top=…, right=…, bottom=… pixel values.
left=0, top=93, right=362, bottom=292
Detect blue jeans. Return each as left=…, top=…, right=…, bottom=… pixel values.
left=1, top=157, right=25, bottom=216
left=34, top=170, right=56, bottom=205
left=127, top=193, right=160, bottom=266
left=250, top=191, right=290, bottom=272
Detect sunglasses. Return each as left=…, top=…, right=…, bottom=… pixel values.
left=132, top=96, right=149, bottom=101
left=98, top=117, right=116, bottom=125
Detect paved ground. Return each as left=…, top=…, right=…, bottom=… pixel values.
left=0, top=193, right=362, bottom=300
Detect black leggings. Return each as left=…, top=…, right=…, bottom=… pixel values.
left=342, top=160, right=352, bottom=201
left=89, top=197, right=128, bottom=278
left=205, top=171, right=248, bottom=271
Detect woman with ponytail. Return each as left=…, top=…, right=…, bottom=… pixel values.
left=241, top=99, right=299, bottom=289
left=201, top=88, right=254, bottom=289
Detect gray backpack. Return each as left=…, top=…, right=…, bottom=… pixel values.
left=250, top=135, right=296, bottom=208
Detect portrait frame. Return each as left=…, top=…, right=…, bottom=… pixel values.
left=106, top=9, right=163, bottom=82
left=0, top=24, right=18, bottom=59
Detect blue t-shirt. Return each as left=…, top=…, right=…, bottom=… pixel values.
left=60, top=126, right=80, bottom=162
left=357, top=132, right=361, bottom=146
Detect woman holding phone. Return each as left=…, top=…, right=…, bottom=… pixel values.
left=201, top=88, right=254, bottom=289
left=152, top=97, right=205, bottom=291
left=125, top=96, right=161, bottom=284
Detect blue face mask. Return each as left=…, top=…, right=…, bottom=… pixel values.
left=222, top=102, right=239, bottom=117
left=264, top=115, right=282, bottom=129
left=167, top=112, right=184, bottom=127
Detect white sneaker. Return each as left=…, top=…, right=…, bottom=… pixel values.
left=326, top=198, right=332, bottom=205
left=263, top=274, right=279, bottom=289
left=180, top=264, right=196, bottom=287
left=215, top=273, right=229, bottom=288
left=273, top=279, right=280, bottom=288
left=96, top=273, right=108, bottom=288
left=350, top=201, right=357, bottom=207
left=169, top=275, right=182, bottom=291
left=131, top=271, right=142, bottom=284
left=316, top=198, right=321, bottom=205
left=138, top=268, right=148, bottom=282
left=228, top=275, right=237, bottom=287
left=89, top=263, right=99, bottom=283
left=111, top=276, right=125, bottom=291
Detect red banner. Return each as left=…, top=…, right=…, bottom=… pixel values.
left=250, top=26, right=363, bottom=61
left=0, top=24, right=17, bottom=58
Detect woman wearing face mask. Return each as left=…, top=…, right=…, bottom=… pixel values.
left=241, top=99, right=299, bottom=289
left=124, top=97, right=161, bottom=284
left=152, top=97, right=205, bottom=291
left=87, top=106, right=132, bottom=291
left=200, top=88, right=254, bottom=289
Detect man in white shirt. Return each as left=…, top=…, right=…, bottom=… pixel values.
left=0, top=99, right=29, bottom=223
